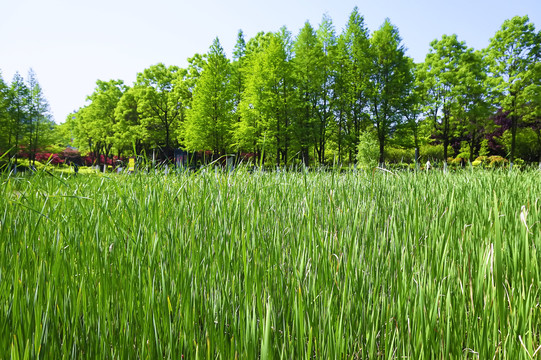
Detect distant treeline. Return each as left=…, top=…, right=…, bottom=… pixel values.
left=0, top=69, right=58, bottom=166
left=1, top=9, right=540, bottom=168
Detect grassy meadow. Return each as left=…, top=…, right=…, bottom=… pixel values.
left=1, top=167, right=540, bottom=359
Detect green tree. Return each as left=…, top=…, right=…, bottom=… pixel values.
left=367, top=19, right=413, bottom=166
left=315, top=14, right=338, bottom=164
left=26, top=69, right=54, bottom=166
left=292, top=21, right=324, bottom=165
left=343, top=8, right=372, bottom=163
left=235, top=32, right=270, bottom=161
left=331, top=32, right=359, bottom=163
left=184, top=38, right=233, bottom=155
left=231, top=30, right=247, bottom=127
left=135, top=63, right=185, bottom=155
left=486, top=15, right=540, bottom=167
left=402, top=61, right=429, bottom=168
left=114, top=86, right=146, bottom=156
left=356, top=126, right=379, bottom=167
left=420, top=34, right=467, bottom=168
left=183, top=54, right=205, bottom=98
left=73, top=79, right=126, bottom=165
left=7, top=72, right=29, bottom=166
left=454, top=49, right=493, bottom=162
left=530, top=34, right=541, bottom=166
left=236, top=30, right=295, bottom=165
left=274, top=27, right=296, bottom=166
left=0, top=71, right=10, bottom=154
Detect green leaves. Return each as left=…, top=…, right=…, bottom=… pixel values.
left=56, top=12, right=540, bottom=167
left=2, top=168, right=541, bottom=357
left=184, top=38, right=233, bottom=155
left=134, top=63, right=186, bottom=151
left=367, top=19, right=413, bottom=165
left=235, top=30, right=294, bottom=164
left=486, top=15, right=539, bottom=164
left=0, top=70, right=56, bottom=167
left=419, top=34, right=470, bottom=163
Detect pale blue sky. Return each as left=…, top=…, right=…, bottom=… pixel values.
left=1, top=0, right=539, bottom=123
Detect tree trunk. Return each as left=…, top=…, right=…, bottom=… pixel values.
left=338, top=113, right=342, bottom=163
left=413, top=130, right=419, bottom=170
left=378, top=134, right=385, bottom=168
left=536, top=128, right=541, bottom=170
left=277, top=114, right=281, bottom=167
left=510, top=115, right=517, bottom=169
left=469, top=132, right=476, bottom=163
left=302, top=147, right=309, bottom=167
left=33, top=118, right=39, bottom=168
left=443, top=137, right=449, bottom=173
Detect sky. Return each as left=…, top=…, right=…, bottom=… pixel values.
left=1, top=0, right=540, bottom=123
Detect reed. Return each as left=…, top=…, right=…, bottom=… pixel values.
left=1, top=167, right=540, bottom=358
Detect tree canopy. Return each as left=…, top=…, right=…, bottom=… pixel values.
left=2, top=11, right=540, bottom=168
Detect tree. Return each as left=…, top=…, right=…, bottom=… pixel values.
left=7, top=72, right=29, bottom=166
left=135, top=63, right=186, bottom=155
left=367, top=19, right=413, bottom=166
left=0, top=71, right=10, bottom=153
left=356, top=126, right=379, bottom=167
left=402, top=61, right=428, bottom=168
left=529, top=40, right=541, bottom=166
left=486, top=15, right=540, bottom=167
left=114, top=86, right=146, bottom=156
left=315, top=14, right=338, bottom=164
left=292, top=21, right=324, bottom=165
left=72, top=79, right=126, bottom=166
left=420, top=34, right=468, bottom=168
left=184, top=38, right=234, bottom=155
left=235, top=32, right=271, bottom=161
left=454, top=49, right=493, bottom=162
left=26, top=69, right=54, bottom=166
left=236, top=30, right=295, bottom=165
left=530, top=112, right=541, bottom=167
left=331, top=32, right=359, bottom=164
left=343, top=8, right=372, bottom=163
left=231, top=30, right=247, bottom=127
left=233, top=32, right=269, bottom=158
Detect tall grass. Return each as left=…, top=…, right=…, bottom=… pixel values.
left=1, top=168, right=540, bottom=358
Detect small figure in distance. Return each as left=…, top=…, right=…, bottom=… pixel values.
left=426, top=160, right=431, bottom=171
left=74, top=162, right=79, bottom=176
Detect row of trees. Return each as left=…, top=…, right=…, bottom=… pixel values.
left=0, top=70, right=56, bottom=166
left=66, top=10, right=420, bottom=166
left=4, top=9, right=538, bottom=169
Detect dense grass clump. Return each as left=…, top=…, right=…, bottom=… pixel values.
left=1, top=168, right=540, bottom=359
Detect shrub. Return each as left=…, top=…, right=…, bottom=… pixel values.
left=357, top=129, right=379, bottom=167
left=449, top=156, right=467, bottom=166
left=419, top=144, right=451, bottom=162
left=488, top=155, right=508, bottom=168
left=513, top=158, right=525, bottom=166
left=385, top=147, right=415, bottom=164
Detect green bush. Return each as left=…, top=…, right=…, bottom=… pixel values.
left=488, top=155, right=508, bottom=168
left=384, top=147, right=414, bottom=164
left=419, top=144, right=453, bottom=162
left=449, top=156, right=468, bottom=167
left=357, top=129, right=379, bottom=167
left=513, top=158, right=525, bottom=166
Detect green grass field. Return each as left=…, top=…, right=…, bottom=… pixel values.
left=1, top=168, right=540, bottom=359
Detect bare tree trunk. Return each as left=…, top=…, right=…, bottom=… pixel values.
left=510, top=115, right=517, bottom=170
left=378, top=134, right=385, bottom=168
